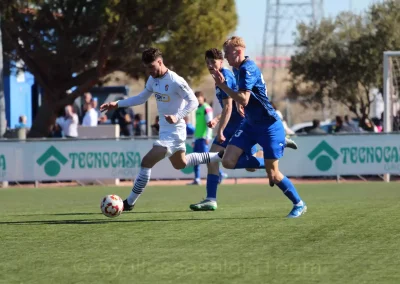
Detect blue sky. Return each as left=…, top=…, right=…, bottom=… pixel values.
left=234, top=0, right=380, bottom=57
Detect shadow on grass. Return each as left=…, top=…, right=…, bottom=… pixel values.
left=0, top=216, right=275, bottom=225
left=12, top=210, right=192, bottom=217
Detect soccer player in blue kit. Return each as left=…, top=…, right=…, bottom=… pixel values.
left=190, top=48, right=299, bottom=213
left=209, top=37, right=307, bottom=218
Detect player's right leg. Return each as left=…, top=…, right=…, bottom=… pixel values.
left=260, top=120, right=306, bottom=218
left=123, top=145, right=167, bottom=211
left=189, top=143, right=225, bottom=211
left=265, top=159, right=306, bottom=218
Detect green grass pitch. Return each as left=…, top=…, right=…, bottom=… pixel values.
left=1, top=182, right=400, bottom=284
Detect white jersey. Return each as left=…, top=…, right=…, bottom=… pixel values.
left=118, top=70, right=198, bottom=156
left=145, top=70, right=196, bottom=136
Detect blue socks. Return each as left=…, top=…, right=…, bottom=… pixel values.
left=277, top=176, right=301, bottom=204
left=234, top=154, right=265, bottom=169
left=206, top=174, right=220, bottom=200
left=194, top=165, right=200, bottom=180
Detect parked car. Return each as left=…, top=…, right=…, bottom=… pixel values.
left=290, top=120, right=333, bottom=134
left=291, top=119, right=360, bottom=134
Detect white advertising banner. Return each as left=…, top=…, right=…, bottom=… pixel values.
left=279, top=134, right=400, bottom=176
left=0, top=134, right=399, bottom=182
left=0, top=140, right=142, bottom=182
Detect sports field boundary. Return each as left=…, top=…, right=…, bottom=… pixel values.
left=2, top=176, right=399, bottom=188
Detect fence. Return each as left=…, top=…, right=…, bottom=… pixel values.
left=1, top=133, right=400, bottom=186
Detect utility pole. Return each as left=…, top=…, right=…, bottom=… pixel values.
left=261, top=0, right=324, bottom=101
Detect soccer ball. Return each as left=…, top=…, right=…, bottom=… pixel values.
left=100, top=194, right=124, bottom=218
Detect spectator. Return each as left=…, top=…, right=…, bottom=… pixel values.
left=307, top=119, right=327, bottom=135
left=133, top=113, right=146, bottom=136
left=50, top=108, right=65, bottom=138
left=189, top=91, right=213, bottom=185
left=371, top=117, right=382, bottom=133
left=15, top=115, right=28, bottom=129
left=380, top=111, right=400, bottom=132
left=151, top=115, right=160, bottom=136
left=344, top=115, right=358, bottom=132
left=79, top=92, right=92, bottom=123
left=111, top=105, right=135, bottom=137
left=360, top=118, right=377, bottom=132
left=92, top=97, right=103, bottom=119
left=50, top=123, right=63, bottom=138
left=91, top=97, right=107, bottom=124
left=393, top=110, right=400, bottom=131
left=184, top=116, right=195, bottom=136
left=333, top=116, right=350, bottom=133
left=56, top=105, right=79, bottom=138
left=82, top=99, right=99, bottom=126
left=72, top=102, right=82, bottom=121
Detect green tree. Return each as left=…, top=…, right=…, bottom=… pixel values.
left=1, top=0, right=237, bottom=137
left=289, top=0, right=400, bottom=120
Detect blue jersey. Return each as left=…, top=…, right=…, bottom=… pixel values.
left=234, top=57, right=279, bottom=125
left=216, top=68, right=244, bottom=130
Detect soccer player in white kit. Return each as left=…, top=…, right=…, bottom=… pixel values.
left=100, top=48, right=223, bottom=211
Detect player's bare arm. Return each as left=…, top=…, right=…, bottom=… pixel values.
left=207, top=114, right=221, bottom=128
left=216, top=97, right=233, bottom=143
left=100, top=89, right=152, bottom=111
left=235, top=101, right=245, bottom=117
left=210, top=69, right=250, bottom=106
left=99, top=101, right=118, bottom=112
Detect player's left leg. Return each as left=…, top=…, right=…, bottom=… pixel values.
left=169, top=149, right=222, bottom=170
left=261, top=120, right=306, bottom=218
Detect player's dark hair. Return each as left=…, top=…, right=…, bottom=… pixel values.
left=205, top=48, right=224, bottom=60
left=142, top=48, right=163, bottom=64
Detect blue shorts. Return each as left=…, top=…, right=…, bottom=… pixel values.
left=229, top=119, right=285, bottom=159
left=213, top=126, right=257, bottom=155
left=194, top=138, right=209, bottom=153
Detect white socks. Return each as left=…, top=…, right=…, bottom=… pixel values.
left=185, top=152, right=222, bottom=168
left=127, top=167, right=151, bottom=205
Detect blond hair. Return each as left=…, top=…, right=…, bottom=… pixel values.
left=223, top=36, right=246, bottom=49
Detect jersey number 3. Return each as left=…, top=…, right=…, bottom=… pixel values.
left=234, top=130, right=243, bottom=137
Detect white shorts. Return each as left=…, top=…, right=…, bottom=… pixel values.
left=153, top=128, right=186, bottom=158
